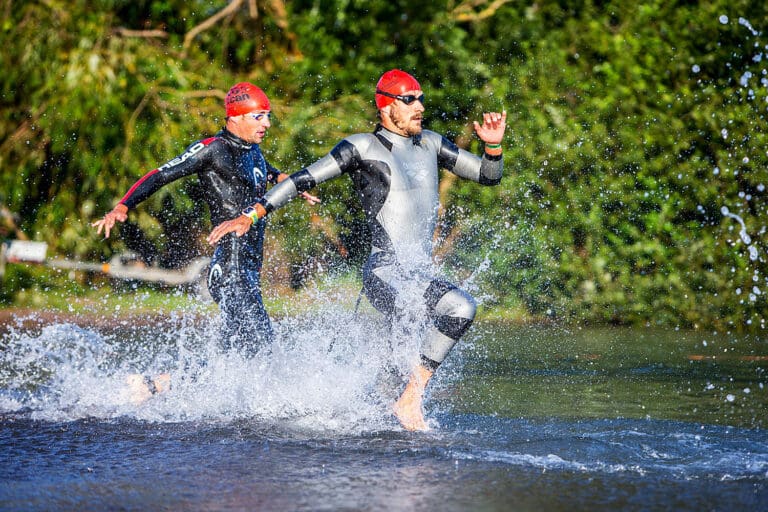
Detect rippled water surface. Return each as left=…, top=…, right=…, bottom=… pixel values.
left=1, top=309, right=766, bottom=511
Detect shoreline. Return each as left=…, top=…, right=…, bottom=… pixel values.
left=0, top=307, right=213, bottom=335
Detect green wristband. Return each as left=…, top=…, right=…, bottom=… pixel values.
left=241, top=205, right=260, bottom=223
left=485, top=143, right=502, bottom=149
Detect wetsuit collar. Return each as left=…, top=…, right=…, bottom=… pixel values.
left=373, top=124, right=422, bottom=148
left=219, top=127, right=257, bottom=150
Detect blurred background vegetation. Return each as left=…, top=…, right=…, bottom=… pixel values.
left=0, top=0, right=766, bottom=332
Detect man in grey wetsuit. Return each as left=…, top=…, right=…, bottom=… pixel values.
left=208, top=69, right=506, bottom=430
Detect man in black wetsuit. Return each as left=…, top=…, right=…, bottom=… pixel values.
left=93, top=82, right=318, bottom=357
left=208, top=70, right=506, bottom=430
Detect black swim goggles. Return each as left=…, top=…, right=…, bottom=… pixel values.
left=376, top=89, right=425, bottom=105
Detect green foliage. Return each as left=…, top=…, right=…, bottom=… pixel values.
left=1, top=0, right=766, bottom=332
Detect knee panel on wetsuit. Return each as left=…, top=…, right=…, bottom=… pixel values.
left=419, top=280, right=477, bottom=367
left=424, top=280, right=477, bottom=340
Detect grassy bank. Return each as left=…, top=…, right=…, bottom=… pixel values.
left=0, top=264, right=533, bottom=325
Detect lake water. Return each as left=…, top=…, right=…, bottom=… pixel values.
left=0, top=308, right=766, bottom=511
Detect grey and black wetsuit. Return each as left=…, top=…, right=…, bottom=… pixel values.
left=119, top=127, right=280, bottom=352
left=257, top=124, right=503, bottom=369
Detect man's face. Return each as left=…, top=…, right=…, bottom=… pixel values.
left=383, top=89, right=425, bottom=137
left=236, top=110, right=271, bottom=143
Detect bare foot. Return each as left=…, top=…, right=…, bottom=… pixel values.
left=393, top=365, right=434, bottom=431
left=125, top=373, right=171, bottom=405
left=153, top=373, right=171, bottom=392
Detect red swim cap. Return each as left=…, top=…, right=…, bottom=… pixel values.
left=225, top=82, right=270, bottom=117
left=375, top=69, right=421, bottom=109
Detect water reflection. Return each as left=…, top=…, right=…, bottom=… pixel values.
left=1, top=314, right=766, bottom=510
left=440, top=325, right=767, bottom=429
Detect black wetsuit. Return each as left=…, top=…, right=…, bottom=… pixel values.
left=119, top=128, right=279, bottom=353
left=256, top=125, right=503, bottom=369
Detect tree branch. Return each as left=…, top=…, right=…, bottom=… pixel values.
left=182, top=0, right=244, bottom=56
left=122, top=90, right=154, bottom=160
left=452, top=0, right=511, bottom=22
left=113, top=27, right=169, bottom=39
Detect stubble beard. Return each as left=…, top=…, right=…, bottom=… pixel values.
left=388, top=109, right=422, bottom=137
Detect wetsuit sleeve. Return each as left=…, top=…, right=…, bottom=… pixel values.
left=436, top=136, right=503, bottom=186
left=120, top=138, right=216, bottom=209
left=265, top=161, right=281, bottom=184
left=260, top=139, right=359, bottom=214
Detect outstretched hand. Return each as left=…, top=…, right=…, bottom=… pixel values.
left=207, top=216, right=253, bottom=245
left=91, top=203, right=128, bottom=239
left=277, top=172, right=320, bottom=206
left=300, top=191, right=321, bottom=205
left=473, top=110, right=507, bottom=145
left=207, top=190, right=319, bottom=246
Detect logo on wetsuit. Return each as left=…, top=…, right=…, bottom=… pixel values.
left=403, top=160, right=429, bottom=185
left=208, top=263, right=223, bottom=287
left=159, top=141, right=207, bottom=170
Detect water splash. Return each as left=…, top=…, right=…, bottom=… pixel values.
left=721, top=206, right=759, bottom=261
left=457, top=232, right=504, bottom=304
left=738, top=17, right=760, bottom=37
left=1, top=209, right=507, bottom=431
left=0, top=306, right=421, bottom=432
